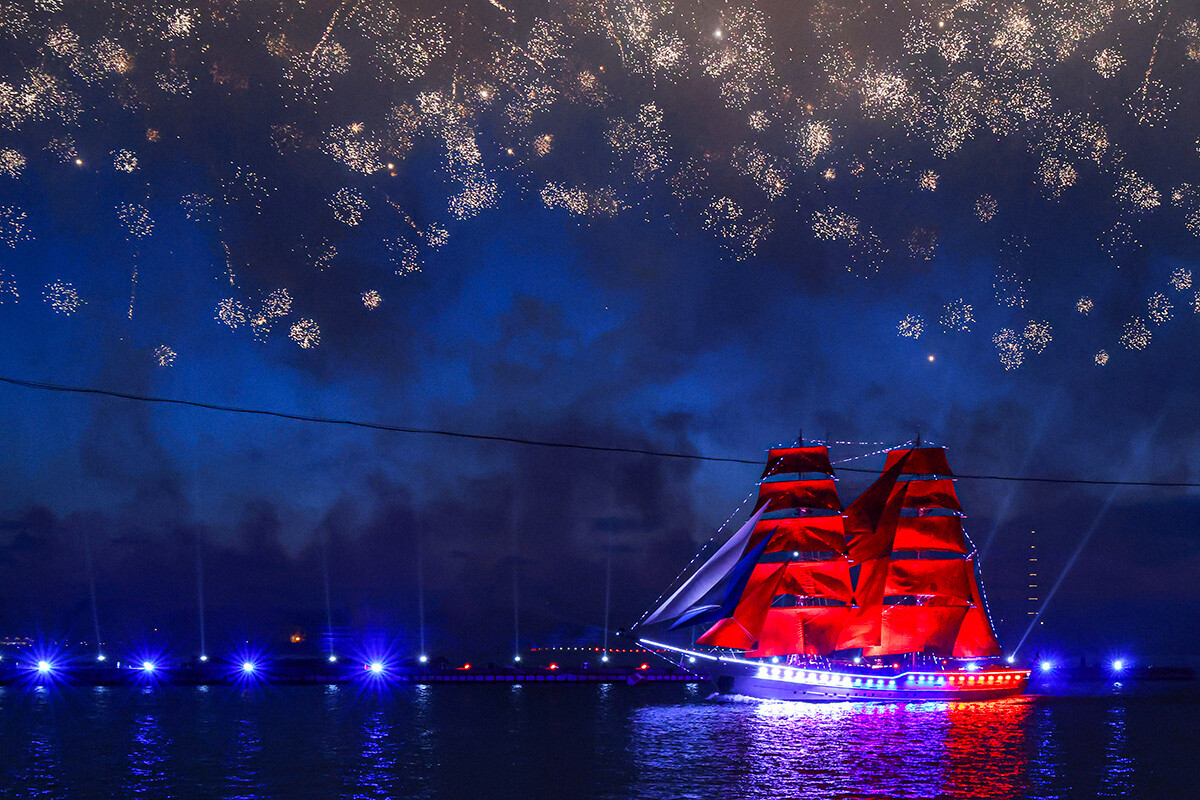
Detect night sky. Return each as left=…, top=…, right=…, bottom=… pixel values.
left=1, top=0, right=1198, bottom=663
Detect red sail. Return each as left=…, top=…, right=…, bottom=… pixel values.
left=953, top=608, right=1003, bottom=657
left=745, top=515, right=847, bottom=555
left=861, top=606, right=969, bottom=656
left=885, top=559, right=972, bottom=603
left=845, top=450, right=912, bottom=562
left=694, top=617, right=756, bottom=650
left=893, top=515, right=968, bottom=553
left=745, top=607, right=851, bottom=657
left=761, top=446, right=835, bottom=478
left=890, top=479, right=962, bottom=512
left=883, top=447, right=954, bottom=476
left=743, top=561, right=853, bottom=603
left=952, top=559, right=1003, bottom=657
left=758, top=479, right=842, bottom=513
left=836, top=558, right=890, bottom=649
left=696, top=560, right=789, bottom=649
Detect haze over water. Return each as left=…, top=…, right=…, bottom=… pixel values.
left=2, top=683, right=1196, bottom=799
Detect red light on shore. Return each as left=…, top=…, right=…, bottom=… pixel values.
left=548, top=663, right=559, bottom=670
left=639, top=663, right=649, bottom=670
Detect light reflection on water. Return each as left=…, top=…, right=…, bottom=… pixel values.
left=629, top=697, right=1038, bottom=799
left=20, top=687, right=63, bottom=799
left=225, top=693, right=265, bottom=800
left=352, top=709, right=396, bottom=799
left=1099, top=703, right=1134, bottom=798
left=1028, top=702, right=1062, bottom=799
left=126, top=687, right=169, bottom=798
left=0, top=682, right=1194, bottom=799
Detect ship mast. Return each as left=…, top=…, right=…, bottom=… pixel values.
left=838, top=445, right=1002, bottom=658
left=690, top=442, right=853, bottom=656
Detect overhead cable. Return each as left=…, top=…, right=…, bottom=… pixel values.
left=1, top=375, right=1195, bottom=488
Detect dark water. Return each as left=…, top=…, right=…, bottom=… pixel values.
left=1, top=681, right=1197, bottom=799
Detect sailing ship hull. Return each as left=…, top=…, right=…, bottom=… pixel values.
left=699, top=659, right=1030, bottom=702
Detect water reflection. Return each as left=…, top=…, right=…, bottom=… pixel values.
left=1029, top=703, right=1064, bottom=799
left=0, top=682, right=1184, bottom=799
left=224, top=695, right=265, bottom=800
left=19, top=687, right=63, bottom=798
left=1099, top=703, right=1134, bottom=797
left=941, top=700, right=1033, bottom=798
left=126, top=689, right=169, bottom=798
left=321, top=684, right=343, bottom=763
left=352, top=708, right=397, bottom=799
left=631, top=697, right=1040, bottom=799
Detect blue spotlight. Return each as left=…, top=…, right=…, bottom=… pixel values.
left=97, top=653, right=106, bottom=662
left=1111, top=659, right=1125, bottom=672
left=229, top=647, right=268, bottom=682
left=328, top=654, right=338, bottom=663
left=368, top=660, right=385, bottom=675
left=141, top=660, right=157, bottom=673
left=199, top=654, right=209, bottom=662
left=418, top=654, right=428, bottom=664
left=36, top=660, right=53, bottom=674
left=1039, top=660, right=1054, bottom=673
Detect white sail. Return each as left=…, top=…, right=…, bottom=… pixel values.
left=642, top=504, right=768, bottom=626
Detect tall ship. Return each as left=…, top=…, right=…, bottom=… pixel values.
left=630, top=440, right=1030, bottom=701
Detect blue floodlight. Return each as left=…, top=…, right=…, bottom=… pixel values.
left=1039, top=660, right=1054, bottom=673
left=368, top=661, right=385, bottom=675
left=36, top=660, right=53, bottom=674
left=328, top=654, right=338, bottom=663
left=418, top=654, right=428, bottom=664
left=1005, top=655, right=1015, bottom=664
left=1111, top=659, right=1125, bottom=672
left=229, top=646, right=268, bottom=682
left=199, top=654, right=209, bottom=662
left=141, top=660, right=156, bottom=673
left=965, top=662, right=980, bottom=672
